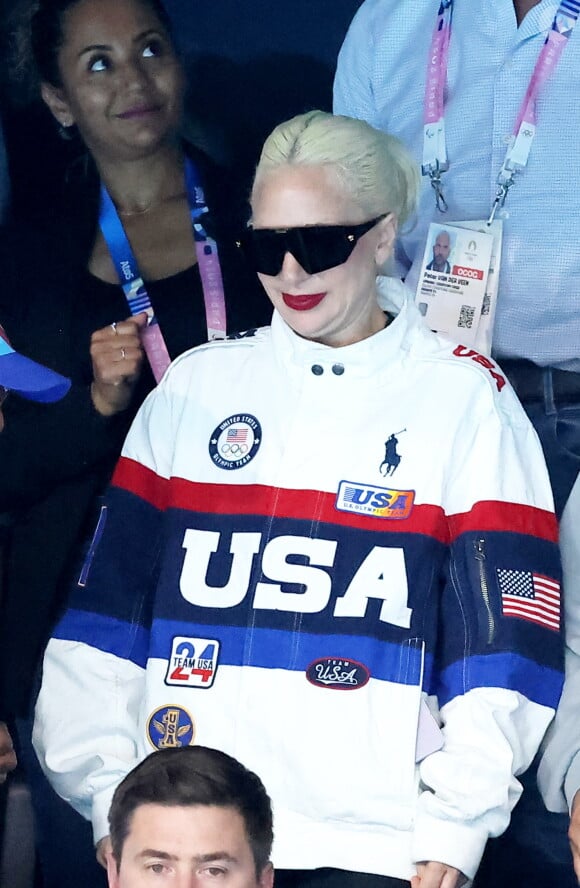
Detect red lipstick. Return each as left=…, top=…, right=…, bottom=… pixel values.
left=282, top=292, right=326, bottom=311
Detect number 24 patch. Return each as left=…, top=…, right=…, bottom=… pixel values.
left=165, top=636, right=220, bottom=689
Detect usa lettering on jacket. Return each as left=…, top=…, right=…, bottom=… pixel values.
left=180, top=528, right=413, bottom=629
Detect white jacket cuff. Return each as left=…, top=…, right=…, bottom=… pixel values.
left=412, top=808, right=488, bottom=880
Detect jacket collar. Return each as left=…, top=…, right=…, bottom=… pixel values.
left=269, top=277, right=425, bottom=381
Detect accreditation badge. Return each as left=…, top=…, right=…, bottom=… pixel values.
left=451, top=220, right=503, bottom=355
left=415, top=221, right=501, bottom=353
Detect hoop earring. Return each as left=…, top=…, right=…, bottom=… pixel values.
left=58, top=122, right=76, bottom=141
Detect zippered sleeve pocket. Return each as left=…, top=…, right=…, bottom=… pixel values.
left=446, top=532, right=501, bottom=659
left=473, top=537, right=496, bottom=645
left=77, top=501, right=108, bottom=588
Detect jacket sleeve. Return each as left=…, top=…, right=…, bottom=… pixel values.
left=412, top=376, right=563, bottom=878
left=33, top=379, right=176, bottom=842
left=0, top=224, right=133, bottom=513
left=538, top=473, right=580, bottom=813
left=0, top=386, right=132, bottom=512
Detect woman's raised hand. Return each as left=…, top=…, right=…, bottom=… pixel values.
left=90, top=312, right=149, bottom=416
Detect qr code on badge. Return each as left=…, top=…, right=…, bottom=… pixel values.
left=458, top=305, right=475, bottom=329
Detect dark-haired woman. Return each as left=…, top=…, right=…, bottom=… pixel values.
left=0, top=0, right=269, bottom=882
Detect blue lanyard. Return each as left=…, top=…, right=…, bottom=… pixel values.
left=99, top=157, right=227, bottom=382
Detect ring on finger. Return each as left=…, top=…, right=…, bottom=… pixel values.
left=111, top=322, right=118, bottom=335
left=120, top=347, right=126, bottom=360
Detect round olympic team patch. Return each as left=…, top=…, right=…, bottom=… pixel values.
left=146, top=705, right=195, bottom=750
left=209, top=414, right=262, bottom=470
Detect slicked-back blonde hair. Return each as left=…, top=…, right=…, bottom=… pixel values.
left=251, top=110, right=419, bottom=227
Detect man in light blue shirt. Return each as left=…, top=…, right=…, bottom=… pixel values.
left=335, top=2, right=580, bottom=887
left=334, top=0, right=580, bottom=520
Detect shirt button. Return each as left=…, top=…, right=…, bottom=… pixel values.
left=311, top=364, right=324, bottom=376
left=332, top=364, right=345, bottom=376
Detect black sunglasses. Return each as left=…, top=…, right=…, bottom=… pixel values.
left=236, top=215, right=386, bottom=276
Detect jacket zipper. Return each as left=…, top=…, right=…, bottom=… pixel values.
left=77, top=503, right=107, bottom=587
left=474, top=538, right=495, bottom=644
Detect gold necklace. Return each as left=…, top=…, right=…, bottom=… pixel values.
left=117, top=189, right=187, bottom=218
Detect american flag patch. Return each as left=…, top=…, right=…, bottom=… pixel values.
left=496, top=569, right=560, bottom=632
left=226, top=427, right=248, bottom=443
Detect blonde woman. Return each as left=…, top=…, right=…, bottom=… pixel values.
left=36, top=112, right=562, bottom=888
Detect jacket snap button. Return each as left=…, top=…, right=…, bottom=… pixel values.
left=332, top=364, right=345, bottom=376
left=311, top=364, right=324, bottom=376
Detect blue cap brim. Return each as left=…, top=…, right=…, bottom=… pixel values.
left=0, top=350, right=71, bottom=403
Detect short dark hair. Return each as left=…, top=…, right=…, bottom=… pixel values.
left=108, top=747, right=274, bottom=875
left=31, top=0, right=173, bottom=87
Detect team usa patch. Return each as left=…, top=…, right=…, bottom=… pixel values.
left=147, top=705, right=196, bottom=750
left=165, top=636, right=220, bottom=689
left=209, top=414, right=262, bottom=470
left=306, top=657, right=370, bottom=690
left=335, top=480, right=414, bottom=519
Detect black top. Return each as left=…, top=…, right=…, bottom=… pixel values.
left=0, top=152, right=271, bottom=720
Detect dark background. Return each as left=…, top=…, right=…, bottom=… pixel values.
left=0, top=0, right=364, bottom=219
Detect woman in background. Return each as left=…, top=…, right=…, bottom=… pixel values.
left=0, top=0, right=269, bottom=883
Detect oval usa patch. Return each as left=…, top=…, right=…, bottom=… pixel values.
left=306, top=657, right=370, bottom=690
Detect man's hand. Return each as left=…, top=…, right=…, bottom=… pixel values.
left=0, top=721, right=17, bottom=782
left=96, top=835, right=113, bottom=869
left=411, top=861, right=467, bottom=888
left=569, top=790, right=580, bottom=881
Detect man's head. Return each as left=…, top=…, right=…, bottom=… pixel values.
left=107, top=747, right=274, bottom=888
left=432, top=230, right=451, bottom=270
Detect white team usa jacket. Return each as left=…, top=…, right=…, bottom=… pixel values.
left=34, top=281, right=563, bottom=881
